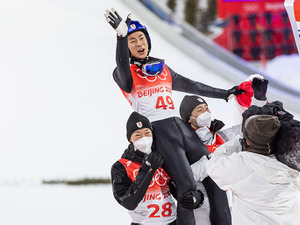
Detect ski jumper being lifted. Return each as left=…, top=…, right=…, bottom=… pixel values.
left=105, top=9, right=243, bottom=225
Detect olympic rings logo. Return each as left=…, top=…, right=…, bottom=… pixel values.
left=136, top=68, right=168, bottom=83
left=133, top=168, right=170, bottom=187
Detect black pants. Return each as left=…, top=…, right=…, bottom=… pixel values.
left=152, top=117, right=231, bottom=225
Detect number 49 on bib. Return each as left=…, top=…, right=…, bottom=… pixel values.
left=156, top=96, right=174, bottom=110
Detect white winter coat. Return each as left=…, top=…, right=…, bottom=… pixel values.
left=206, top=136, right=300, bottom=225
left=191, top=156, right=211, bottom=225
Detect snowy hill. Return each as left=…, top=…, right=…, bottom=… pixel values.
left=0, top=0, right=299, bottom=182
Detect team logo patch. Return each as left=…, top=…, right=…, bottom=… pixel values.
left=136, top=121, right=143, bottom=128
left=126, top=161, right=132, bottom=167
left=197, top=98, right=204, bottom=103
left=130, top=24, right=136, bottom=30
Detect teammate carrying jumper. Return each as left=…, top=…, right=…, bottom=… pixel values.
left=111, top=112, right=179, bottom=225
left=105, top=9, right=243, bottom=225
left=179, top=75, right=269, bottom=225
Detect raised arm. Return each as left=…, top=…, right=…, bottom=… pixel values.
left=105, top=8, right=133, bottom=93
left=113, top=36, right=133, bottom=93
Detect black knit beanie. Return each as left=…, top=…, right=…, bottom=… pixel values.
left=179, top=95, right=207, bottom=123
left=243, top=115, right=281, bottom=155
left=126, top=111, right=152, bottom=141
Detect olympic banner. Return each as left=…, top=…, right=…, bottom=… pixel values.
left=217, top=0, right=286, bottom=18
left=285, top=0, right=300, bottom=54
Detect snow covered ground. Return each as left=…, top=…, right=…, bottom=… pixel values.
left=0, top=0, right=299, bottom=224
left=0, top=184, right=131, bottom=225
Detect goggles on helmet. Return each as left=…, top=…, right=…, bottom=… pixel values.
left=141, top=59, right=165, bottom=76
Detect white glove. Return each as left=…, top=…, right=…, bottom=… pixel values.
left=246, top=73, right=264, bottom=81
left=104, top=8, right=131, bottom=37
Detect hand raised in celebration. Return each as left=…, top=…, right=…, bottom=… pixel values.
left=252, top=77, right=269, bottom=101
left=104, top=8, right=131, bottom=37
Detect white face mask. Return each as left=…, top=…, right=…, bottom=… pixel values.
left=194, top=111, right=212, bottom=127
left=133, top=137, right=153, bottom=155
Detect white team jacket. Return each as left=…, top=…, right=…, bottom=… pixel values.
left=206, top=136, right=300, bottom=225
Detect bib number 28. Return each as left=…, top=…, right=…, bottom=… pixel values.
left=156, top=96, right=174, bottom=110
left=148, top=202, right=172, bottom=218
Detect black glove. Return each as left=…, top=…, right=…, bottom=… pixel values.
left=143, top=152, right=163, bottom=171
left=252, top=77, right=268, bottom=100
left=225, top=85, right=245, bottom=101
left=104, top=8, right=131, bottom=37
left=178, top=190, right=204, bottom=210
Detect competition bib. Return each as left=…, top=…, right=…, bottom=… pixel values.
left=121, top=65, right=177, bottom=122
left=119, top=158, right=176, bottom=224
